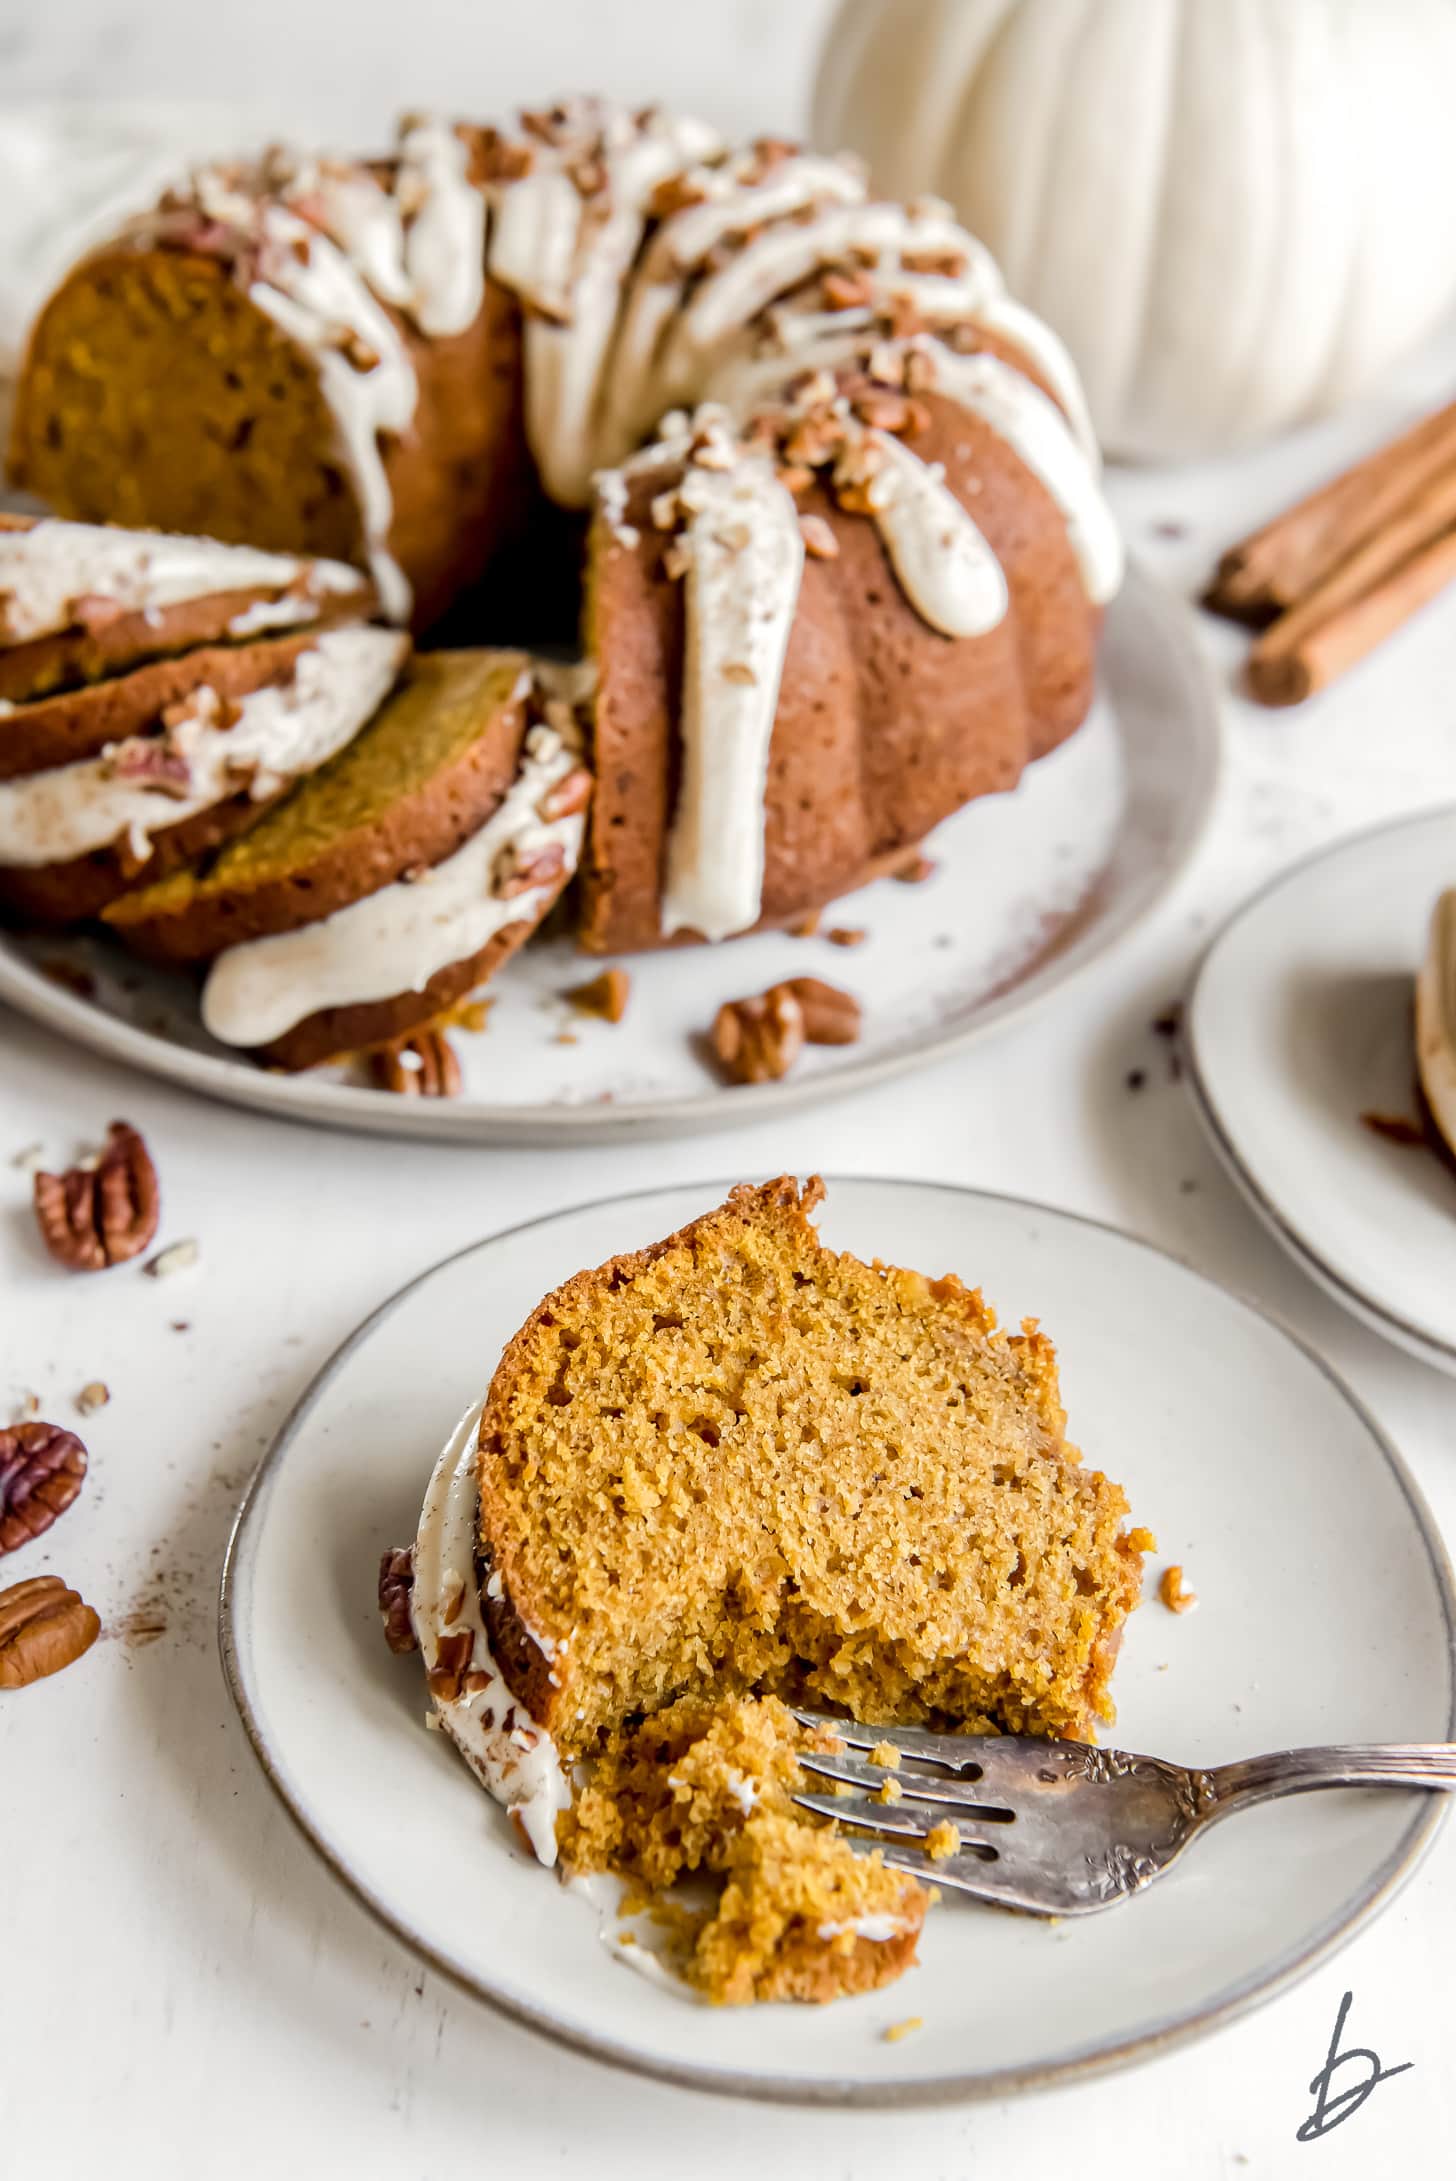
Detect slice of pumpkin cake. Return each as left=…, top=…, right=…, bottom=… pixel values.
left=107, top=650, right=593, bottom=1069
left=388, top=1176, right=1150, bottom=2007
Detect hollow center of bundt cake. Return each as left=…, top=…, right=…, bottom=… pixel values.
left=477, top=1187, right=1145, bottom=1766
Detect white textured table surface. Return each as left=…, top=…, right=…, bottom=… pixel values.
left=5, top=31, right=1456, bottom=2178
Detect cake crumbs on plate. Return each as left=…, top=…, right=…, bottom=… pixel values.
left=566, top=967, right=630, bottom=1023
left=883, top=2016, right=922, bottom=2042
left=1159, top=1564, right=1198, bottom=1615
left=826, top=925, right=867, bottom=948
left=75, top=1380, right=110, bottom=1415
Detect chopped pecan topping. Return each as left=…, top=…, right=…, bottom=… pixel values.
left=773, top=977, right=861, bottom=1046
left=821, top=268, right=876, bottom=312
left=377, top=1548, right=419, bottom=1654
left=798, top=514, right=839, bottom=561
left=75, top=1382, right=110, bottom=1416
left=647, top=172, right=709, bottom=222
left=476, top=130, right=535, bottom=183
left=0, top=1423, right=88, bottom=1556
left=0, top=1574, right=101, bottom=1690
left=721, top=661, right=757, bottom=686
left=106, top=737, right=194, bottom=797
left=33, top=1121, right=161, bottom=1272
left=494, top=838, right=568, bottom=898
left=369, top=1028, right=462, bottom=1100
left=566, top=967, right=630, bottom=1024
left=710, top=985, right=805, bottom=1086
left=427, top=1628, right=475, bottom=1702
left=902, top=246, right=969, bottom=279
left=536, top=765, right=593, bottom=823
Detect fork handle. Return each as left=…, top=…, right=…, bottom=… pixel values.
left=1203, top=1742, right=1456, bottom=1821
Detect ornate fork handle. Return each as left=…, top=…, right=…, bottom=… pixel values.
left=1201, top=1743, right=1456, bottom=1825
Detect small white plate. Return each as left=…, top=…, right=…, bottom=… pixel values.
left=0, top=565, right=1218, bottom=1143
left=219, top=1176, right=1454, bottom=2106
left=1186, top=808, right=1456, bottom=1373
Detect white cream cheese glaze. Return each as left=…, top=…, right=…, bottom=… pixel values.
left=659, top=445, right=804, bottom=943
left=409, top=1399, right=570, bottom=1867
left=200, top=701, right=586, bottom=1047
left=861, top=426, right=1008, bottom=637
left=920, top=343, right=1123, bottom=605
left=1417, top=889, right=1456, bottom=1158
left=0, top=521, right=366, bottom=646
left=0, top=625, right=404, bottom=870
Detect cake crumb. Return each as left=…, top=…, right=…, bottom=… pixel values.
left=883, top=2016, right=922, bottom=2043
left=1360, top=1110, right=1425, bottom=1147
left=879, top=1777, right=903, bottom=1805
left=10, top=1390, right=39, bottom=1424
left=826, top=925, right=867, bottom=948
left=868, top=1740, right=901, bottom=1770
left=10, top=1142, right=44, bottom=1172
left=566, top=967, right=630, bottom=1023
left=1159, top=1564, right=1198, bottom=1615
left=789, top=910, right=821, bottom=937
left=892, top=854, right=936, bottom=885
left=76, top=1380, right=110, bottom=1415
left=924, top=1820, right=960, bottom=1861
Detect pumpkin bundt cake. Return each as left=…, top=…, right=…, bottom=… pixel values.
left=390, top=1177, right=1150, bottom=2004
left=5, top=99, right=1122, bottom=1045
left=106, top=652, right=592, bottom=1069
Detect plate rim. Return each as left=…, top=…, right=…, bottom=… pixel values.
left=1184, top=803, right=1456, bottom=1376
left=218, top=1172, right=1456, bottom=2108
left=0, top=562, right=1222, bottom=1145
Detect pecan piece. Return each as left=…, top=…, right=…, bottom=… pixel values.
left=378, top=1547, right=418, bottom=1654
left=0, top=1423, right=88, bottom=1556
left=428, top=1628, right=474, bottom=1702
left=566, top=967, right=630, bottom=1024
left=536, top=766, right=593, bottom=823
left=495, top=838, right=568, bottom=898
left=33, top=1121, right=160, bottom=1272
left=370, top=1028, right=462, bottom=1100
left=771, top=977, right=861, bottom=1046
left=0, top=1574, right=101, bottom=1689
left=710, top=985, right=805, bottom=1085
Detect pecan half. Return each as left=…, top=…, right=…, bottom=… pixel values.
left=0, top=1575, right=101, bottom=1689
left=710, top=986, right=805, bottom=1085
left=0, top=1423, right=88, bottom=1556
left=370, top=1028, right=462, bottom=1100
left=33, top=1121, right=161, bottom=1272
left=378, top=1547, right=418, bottom=1654
left=772, top=977, right=861, bottom=1046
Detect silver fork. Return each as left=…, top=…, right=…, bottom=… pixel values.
left=791, top=1710, right=1456, bottom=1915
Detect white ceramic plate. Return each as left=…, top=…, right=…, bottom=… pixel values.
left=219, top=1176, right=1454, bottom=2106
left=0, top=565, right=1218, bottom=1143
left=1186, top=808, right=1456, bottom=1374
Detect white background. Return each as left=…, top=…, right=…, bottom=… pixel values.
left=4, top=5, right=1456, bottom=2176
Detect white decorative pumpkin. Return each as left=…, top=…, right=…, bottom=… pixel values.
left=813, top=0, right=1456, bottom=460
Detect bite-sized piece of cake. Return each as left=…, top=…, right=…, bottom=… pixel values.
left=474, top=1176, right=1148, bottom=1769
left=1417, top=889, right=1456, bottom=1160
left=0, top=625, right=408, bottom=925
left=579, top=333, right=1116, bottom=952
left=0, top=513, right=372, bottom=706
left=107, top=651, right=593, bottom=1069
left=561, top=1694, right=926, bottom=2006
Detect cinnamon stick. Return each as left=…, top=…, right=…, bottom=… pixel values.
left=1207, top=401, right=1456, bottom=623
left=1248, top=496, right=1456, bottom=705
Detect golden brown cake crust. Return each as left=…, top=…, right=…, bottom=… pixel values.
left=578, top=368, right=1098, bottom=954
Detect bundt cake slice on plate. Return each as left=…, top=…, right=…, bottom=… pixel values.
left=392, top=1177, right=1150, bottom=2005
left=107, top=651, right=592, bottom=1069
